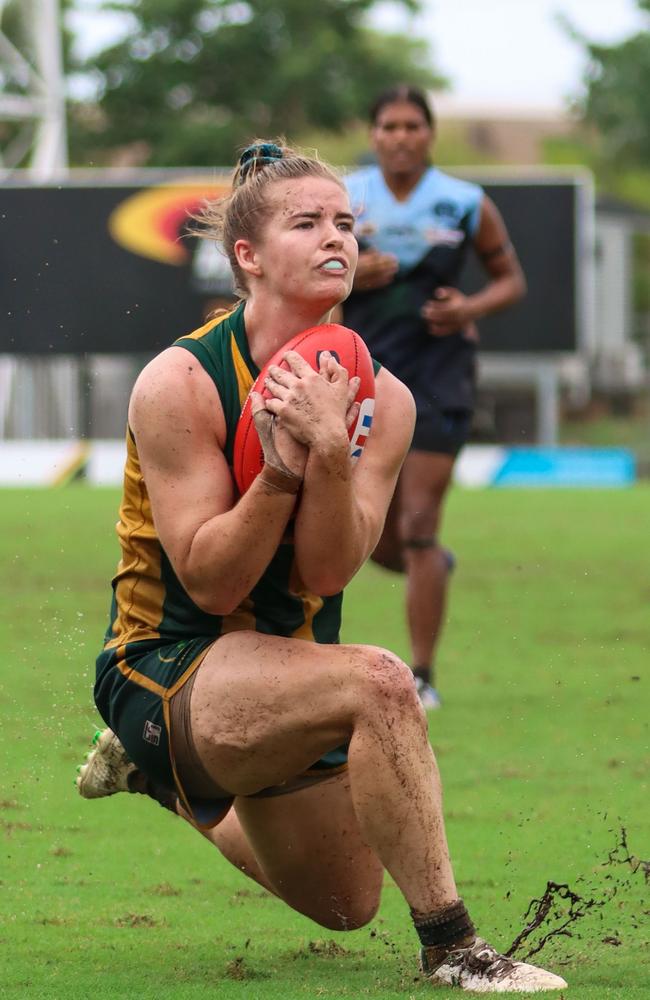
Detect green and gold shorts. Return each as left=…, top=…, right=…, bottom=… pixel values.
left=94, top=636, right=348, bottom=829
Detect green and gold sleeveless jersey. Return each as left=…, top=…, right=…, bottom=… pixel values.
left=103, top=302, right=342, bottom=651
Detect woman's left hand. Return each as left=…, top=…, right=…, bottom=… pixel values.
left=263, top=350, right=358, bottom=453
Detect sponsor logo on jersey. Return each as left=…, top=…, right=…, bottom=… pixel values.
left=143, top=720, right=162, bottom=746
left=424, top=227, right=464, bottom=248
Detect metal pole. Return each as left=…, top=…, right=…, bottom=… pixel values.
left=536, top=364, right=559, bottom=446
left=30, top=0, right=68, bottom=178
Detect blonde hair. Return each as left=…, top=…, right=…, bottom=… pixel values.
left=196, top=140, right=345, bottom=297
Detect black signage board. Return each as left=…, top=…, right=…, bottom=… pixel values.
left=459, top=178, right=581, bottom=353
left=1, top=173, right=585, bottom=355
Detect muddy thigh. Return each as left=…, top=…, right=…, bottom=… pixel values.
left=188, top=630, right=379, bottom=796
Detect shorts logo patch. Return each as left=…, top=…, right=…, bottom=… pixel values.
left=143, top=720, right=161, bottom=746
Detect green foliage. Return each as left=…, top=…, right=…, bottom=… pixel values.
left=543, top=133, right=650, bottom=212
left=580, top=31, right=650, bottom=168
left=542, top=130, right=650, bottom=332
left=282, top=118, right=497, bottom=176
left=68, top=0, right=444, bottom=167
left=1, top=486, right=649, bottom=998
left=542, top=134, right=600, bottom=172
left=563, top=3, right=650, bottom=170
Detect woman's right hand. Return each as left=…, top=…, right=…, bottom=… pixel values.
left=251, top=390, right=308, bottom=479
left=353, top=250, right=398, bottom=291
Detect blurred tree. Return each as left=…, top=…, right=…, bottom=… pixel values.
left=565, top=2, right=650, bottom=169
left=67, top=0, right=444, bottom=166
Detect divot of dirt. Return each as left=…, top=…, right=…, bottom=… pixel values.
left=49, top=845, right=71, bottom=857
left=308, top=939, right=349, bottom=957
left=1, top=819, right=33, bottom=834
left=150, top=882, right=181, bottom=896
left=225, top=957, right=248, bottom=980
left=224, top=956, right=267, bottom=980
left=114, top=913, right=160, bottom=928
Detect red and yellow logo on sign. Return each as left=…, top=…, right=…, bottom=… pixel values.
left=108, top=176, right=231, bottom=265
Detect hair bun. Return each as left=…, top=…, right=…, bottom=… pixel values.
left=238, top=143, right=284, bottom=181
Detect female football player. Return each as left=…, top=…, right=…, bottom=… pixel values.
left=343, top=86, right=526, bottom=707
left=78, top=141, right=563, bottom=993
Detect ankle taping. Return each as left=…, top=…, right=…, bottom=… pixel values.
left=412, top=898, right=475, bottom=949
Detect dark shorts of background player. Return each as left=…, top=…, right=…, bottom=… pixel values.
left=94, top=636, right=349, bottom=830
left=412, top=400, right=473, bottom=457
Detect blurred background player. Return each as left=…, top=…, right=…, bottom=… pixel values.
left=76, top=141, right=565, bottom=993
left=342, top=85, right=526, bottom=708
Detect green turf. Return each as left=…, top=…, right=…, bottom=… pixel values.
left=0, top=486, right=648, bottom=998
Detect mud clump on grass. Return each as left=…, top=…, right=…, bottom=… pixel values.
left=114, top=912, right=161, bottom=928
left=1, top=819, right=33, bottom=834
left=308, top=939, right=349, bottom=957
left=506, top=825, right=649, bottom=962
left=225, top=957, right=247, bottom=980
left=506, top=881, right=603, bottom=960
left=50, top=844, right=71, bottom=857
left=291, top=939, right=351, bottom=960
left=150, top=882, right=181, bottom=896
left=224, top=957, right=267, bottom=981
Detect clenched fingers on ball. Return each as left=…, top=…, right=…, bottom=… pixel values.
left=263, top=355, right=352, bottom=445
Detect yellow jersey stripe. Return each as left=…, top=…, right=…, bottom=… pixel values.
left=230, top=332, right=255, bottom=406
left=222, top=596, right=257, bottom=634
left=288, top=562, right=324, bottom=642
left=109, top=429, right=166, bottom=644
left=115, top=657, right=166, bottom=698
left=177, top=308, right=237, bottom=343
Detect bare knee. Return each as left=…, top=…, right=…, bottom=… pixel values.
left=296, top=892, right=381, bottom=932
left=354, top=647, right=422, bottom=719
left=400, top=505, right=439, bottom=542
left=321, top=898, right=380, bottom=932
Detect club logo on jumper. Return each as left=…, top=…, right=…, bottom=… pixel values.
left=349, top=397, right=375, bottom=463
left=143, top=720, right=162, bottom=746
left=433, top=200, right=460, bottom=222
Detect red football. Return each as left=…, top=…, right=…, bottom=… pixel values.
left=233, top=323, right=375, bottom=494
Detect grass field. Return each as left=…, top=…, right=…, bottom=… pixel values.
left=1, top=486, right=648, bottom=999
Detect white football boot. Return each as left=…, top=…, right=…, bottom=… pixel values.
left=415, top=677, right=442, bottom=710
left=422, top=938, right=568, bottom=993
left=76, top=728, right=136, bottom=798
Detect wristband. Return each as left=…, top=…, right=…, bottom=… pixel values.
left=257, top=464, right=302, bottom=495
